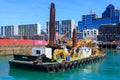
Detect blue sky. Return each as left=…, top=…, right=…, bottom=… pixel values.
left=0, top=0, right=120, bottom=29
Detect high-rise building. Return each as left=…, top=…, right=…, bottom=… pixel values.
left=46, top=20, right=76, bottom=39
left=0, top=23, right=41, bottom=39
left=46, top=21, right=60, bottom=40
left=78, top=14, right=98, bottom=30
left=102, top=4, right=115, bottom=18
left=78, top=4, right=120, bottom=31
left=1, top=26, right=4, bottom=37
left=115, top=9, right=120, bottom=16
left=18, top=23, right=41, bottom=39
left=1, top=25, right=17, bottom=38
left=61, top=20, right=76, bottom=39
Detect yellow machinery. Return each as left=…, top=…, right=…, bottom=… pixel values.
left=68, top=38, right=91, bottom=48
left=70, top=38, right=101, bottom=57
left=75, top=39, right=85, bottom=48
left=84, top=38, right=92, bottom=47
left=70, top=39, right=85, bottom=57
left=53, top=38, right=101, bottom=60
left=83, top=39, right=102, bottom=55
left=67, top=38, right=72, bottom=46
left=53, top=47, right=70, bottom=60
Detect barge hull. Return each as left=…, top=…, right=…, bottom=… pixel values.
left=9, top=54, right=106, bottom=72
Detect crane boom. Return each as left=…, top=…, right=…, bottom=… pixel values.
left=60, top=32, right=69, bottom=41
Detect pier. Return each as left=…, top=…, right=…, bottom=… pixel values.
left=98, top=42, right=119, bottom=49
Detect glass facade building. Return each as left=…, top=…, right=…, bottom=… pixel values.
left=78, top=4, right=120, bottom=31
left=102, top=4, right=115, bottom=18
left=115, top=10, right=120, bottom=16
left=78, top=14, right=98, bottom=30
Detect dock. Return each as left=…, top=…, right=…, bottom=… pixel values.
left=98, top=42, right=118, bottom=49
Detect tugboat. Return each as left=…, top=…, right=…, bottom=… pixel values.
left=9, top=2, right=106, bottom=72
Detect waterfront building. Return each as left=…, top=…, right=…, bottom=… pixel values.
left=0, top=23, right=41, bottom=39
left=18, top=23, right=41, bottom=39
left=41, top=30, right=48, bottom=40
left=77, top=30, right=83, bottom=40
left=46, top=21, right=60, bottom=40
left=97, top=23, right=120, bottom=41
left=102, top=4, right=115, bottom=18
left=0, top=26, right=4, bottom=37
left=78, top=4, right=120, bottom=31
left=1, top=25, right=18, bottom=38
left=78, top=14, right=98, bottom=30
left=46, top=20, right=76, bottom=39
left=83, top=29, right=98, bottom=41
left=61, top=20, right=76, bottom=39
left=115, top=9, right=120, bottom=16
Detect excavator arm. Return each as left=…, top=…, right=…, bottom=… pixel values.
left=70, top=38, right=91, bottom=56
left=60, top=32, right=69, bottom=42
left=76, top=40, right=85, bottom=48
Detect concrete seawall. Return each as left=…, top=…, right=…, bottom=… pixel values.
left=0, top=45, right=43, bottom=56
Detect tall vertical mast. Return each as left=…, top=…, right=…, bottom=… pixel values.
left=49, top=2, right=55, bottom=46
left=73, top=29, right=77, bottom=47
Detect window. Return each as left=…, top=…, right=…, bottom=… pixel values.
left=36, top=50, right=41, bottom=55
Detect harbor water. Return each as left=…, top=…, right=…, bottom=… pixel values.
left=0, top=49, right=120, bottom=80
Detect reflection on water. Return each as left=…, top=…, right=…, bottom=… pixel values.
left=0, top=56, right=13, bottom=61
left=0, top=50, right=120, bottom=80
left=0, top=56, right=13, bottom=76
left=8, top=61, right=103, bottom=80
left=105, top=49, right=120, bottom=56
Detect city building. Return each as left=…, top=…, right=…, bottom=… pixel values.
left=0, top=26, right=4, bottom=37
left=32, top=30, right=48, bottom=40
left=61, top=20, right=76, bottom=39
left=46, top=21, right=60, bottom=40
left=78, top=14, right=98, bottom=31
left=78, top=4, right=120, bottom=31
left=18, top=23, right=41, bottom=39
left=102, top=4, right=115, bottom=18
left=1, top=25, right=18, bottom=38
left=76, top=30, right=83, bottom=40
left=46, top=20, right=76, bottom=39
left=0, top=23, right=41, bottom=39
left=97, top=23, right=120, bottom=42
left=83, top=29, right=98, bottom=41
left=115, top=9, right=120, bottom=16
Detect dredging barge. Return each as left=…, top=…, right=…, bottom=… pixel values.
left=9, top=54, right=105, bottom=72
left=9, top=2, right=106, bottom=72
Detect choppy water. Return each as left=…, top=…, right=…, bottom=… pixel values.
left=0, top=49, right=120, bottom=80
